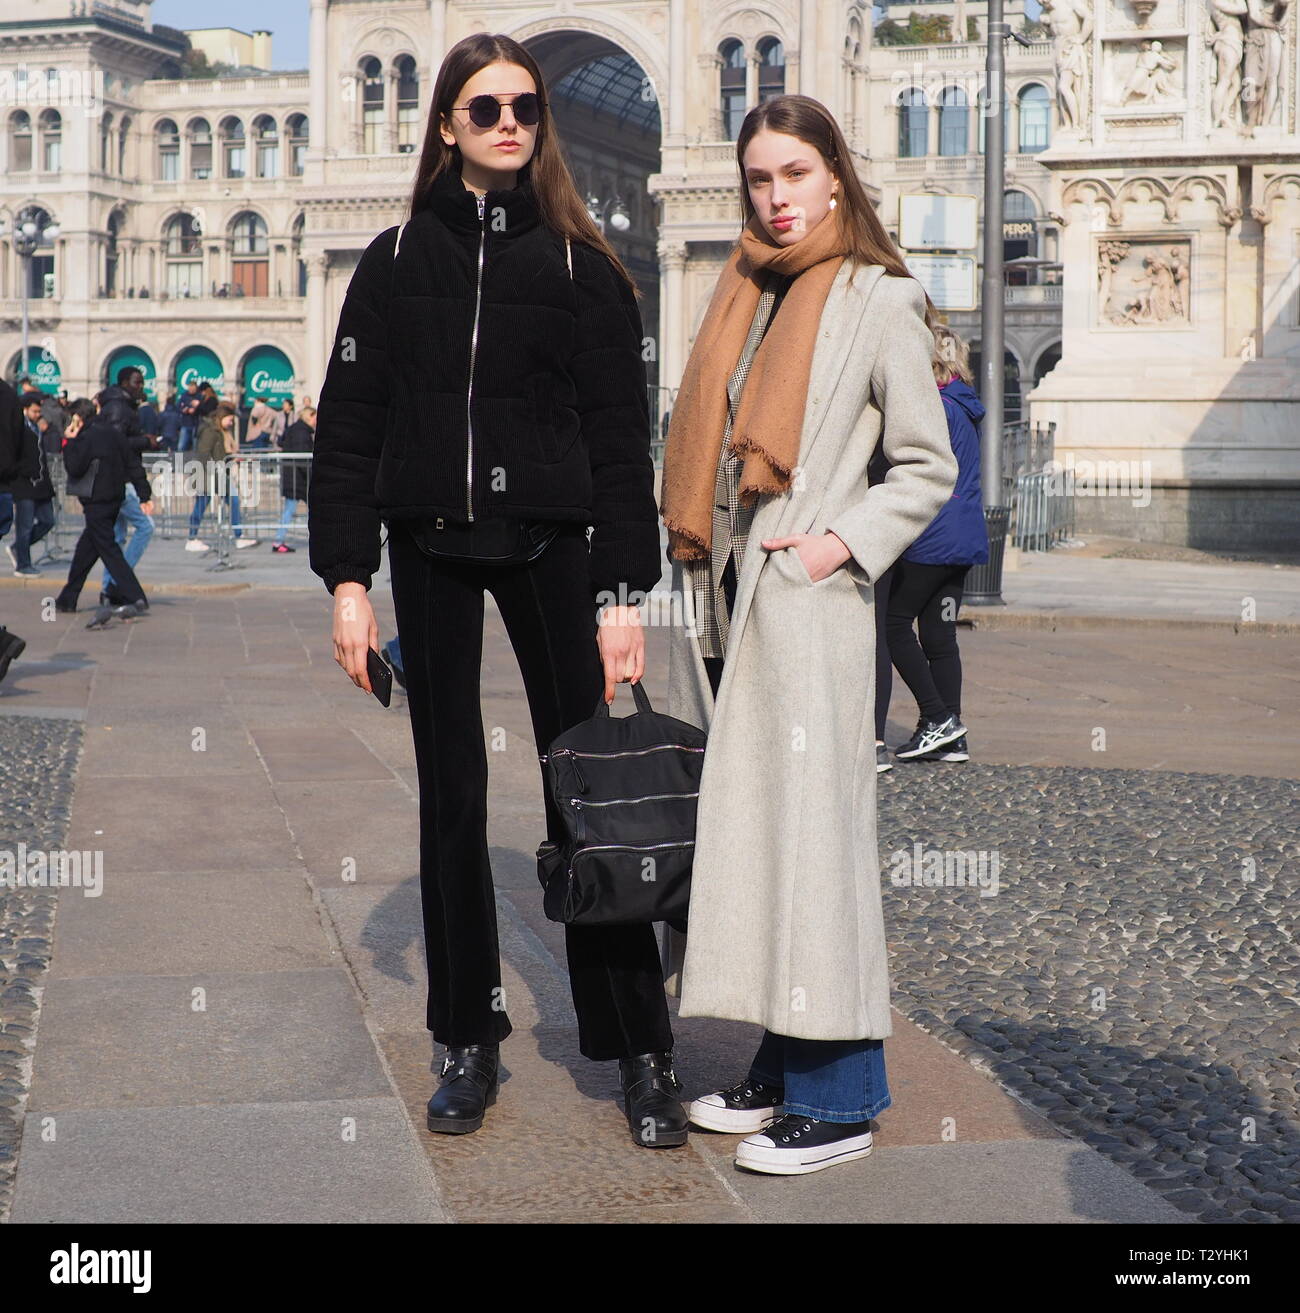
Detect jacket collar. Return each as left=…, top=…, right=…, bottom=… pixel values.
left=423, top=156, right=540, bottom=240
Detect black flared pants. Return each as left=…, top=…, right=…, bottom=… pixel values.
left=386, top=518, right=673, bottom=1062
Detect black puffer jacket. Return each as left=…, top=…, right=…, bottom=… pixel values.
left=308, top=160, right=660, bottom=600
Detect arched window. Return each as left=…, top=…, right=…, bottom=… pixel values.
left=361, top=57, right=384, bottom=154
left=163, top=212, right=202, bottom=297
left=719, top=39, right=746, bottom=141
left=939, top=86, right=968, bottom=156
left=9, top=110, right=32, bottom=171
left=287, top=114, right=309, bottom=175
left=1034, top=344, right=1061, bottom=386
left=253, top=115, right=279, bottom=177
left=220, top=117, right=246, bottom=179
left=396, top=55, right=419, bottom=153
left=100, top=111, right=113, bottom=172
left=105, top=209, right=123, bottom=296
left=39, top=109, right=61, bottom=171
left=156, top=118, right=180, bottom=180
left=1003, top=189, right=1038, bottom=285
left=1018, top=84, right=1051, bottom=153
left=231, top=211, right=269, bottom=297
left=757, top=37, right=785, bottom=102
left=188, top=117, right=212, bottom=180
left=117, top=117, right=129, bottom=174
left=898, top=88, right=927, bottom=158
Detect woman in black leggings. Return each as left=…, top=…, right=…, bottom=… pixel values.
left=888, top=326, right=987, bottom=762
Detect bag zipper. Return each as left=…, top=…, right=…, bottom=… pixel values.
left=551, top=744, right=705, bottom=760
left=566, top=839, right=695, bottom=881
left=465, top=191, right=487, bottom=522
left=573, top=791, right=700, bottom=807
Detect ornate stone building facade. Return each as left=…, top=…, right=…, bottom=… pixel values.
left=1, top=0, right=1294, bottom=547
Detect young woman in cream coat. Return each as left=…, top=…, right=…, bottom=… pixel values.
left=658, top=95, right=958, bottom=1175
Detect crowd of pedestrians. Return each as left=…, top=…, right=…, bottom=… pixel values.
left=0, top=370, right=317, bottom=652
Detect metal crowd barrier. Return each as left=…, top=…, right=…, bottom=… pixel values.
left=202, top=452, right=313, bottom=570
left=1000, top=419, right=1073, bottom=553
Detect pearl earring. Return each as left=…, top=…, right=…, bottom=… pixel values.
left=828, top=195, right=838, bottom=210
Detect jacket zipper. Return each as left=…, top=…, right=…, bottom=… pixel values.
left=465, top=191, right=487, bottom=522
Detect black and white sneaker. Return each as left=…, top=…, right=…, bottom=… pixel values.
left=735, top=1113, right=874, bottom=1175
left=876, top=744, right=893, bottom=773
left=924, top=734, right=969, bottom=762
left=688, top=1076, right=784, bottom=1133
left=894, top=714, right=966, bottom=760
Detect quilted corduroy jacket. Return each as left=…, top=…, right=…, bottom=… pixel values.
left=308, top=160, right=661, bottom=600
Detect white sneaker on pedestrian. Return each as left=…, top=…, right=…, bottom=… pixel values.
left=234, top=537, right=260, bottom=549
left=185, top=538, right=211, bottom=553
left=3, top=543, right=15, bottom=569
left=735, top=1114, right=874, bottom=1176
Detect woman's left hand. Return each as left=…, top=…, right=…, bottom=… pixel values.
left=761, top=531, right=853, bottom=582
left=596, top=604, right=645, bottom=703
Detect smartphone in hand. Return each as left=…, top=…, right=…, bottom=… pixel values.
left=365, top=645, right=393, bottom=707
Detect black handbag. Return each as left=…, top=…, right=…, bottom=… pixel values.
left=536, top=681, right=707, bottom=926
left=405, top=513, right=561, bottom=565
left=64, top=456, right=101, bottom=498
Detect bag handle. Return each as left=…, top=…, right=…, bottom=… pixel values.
left=592, top=680, right=654, bottom=720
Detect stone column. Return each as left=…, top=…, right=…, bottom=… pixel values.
left=309, top=0, right=327, bottom=158
left=658, top=240, right=687, bottom=394
left=305, top=251, right=330, bottom=396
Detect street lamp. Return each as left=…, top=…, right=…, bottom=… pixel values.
left=585, top=193, right=631, bottom=235
left=966, top=2, right=1031, bottom=606
left=3, top=214, right=61, bottom=391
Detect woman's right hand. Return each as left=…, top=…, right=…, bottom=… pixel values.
left=332, top=581, right=379, bottom=693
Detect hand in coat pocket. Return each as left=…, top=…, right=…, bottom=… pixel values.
left=761, top=531, right=853, bottom=583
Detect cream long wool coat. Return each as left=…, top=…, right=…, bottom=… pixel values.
left=660, top=261, right=959, bottom=1041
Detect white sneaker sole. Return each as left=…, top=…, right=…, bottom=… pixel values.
left=735, top=1130, right=873, bottom=1175
left=895, top=725, right=966, bottom=759
left=687, top=1097, right=783, bottom=1134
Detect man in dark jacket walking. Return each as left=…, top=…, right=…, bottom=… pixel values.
left=95, top=369, right=158, bottom=607
left=54, top=400, right=152, bottom=614
left=2, top=392, right=57, bottom=577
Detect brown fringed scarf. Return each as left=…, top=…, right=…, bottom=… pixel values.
left=659, top=208, right=850, bottom=562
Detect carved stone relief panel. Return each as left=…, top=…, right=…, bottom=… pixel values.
left=1096, top=237, right=1193, bottom=325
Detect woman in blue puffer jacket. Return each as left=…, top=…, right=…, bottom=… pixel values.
left=887, top=325, right=987, bottom=763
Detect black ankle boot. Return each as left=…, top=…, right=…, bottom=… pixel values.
left=619, top=1051, right=688, bottom=1148
left=426, top=1043, right=499, bottom=1134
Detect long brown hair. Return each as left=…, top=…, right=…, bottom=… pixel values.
left=736, top=95, right=935, bottom=317
left=409, top=33, right=640, bottom=297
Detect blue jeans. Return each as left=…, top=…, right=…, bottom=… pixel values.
left=274, top=498, right=299, bottom=543
left=12, top=497, right=55, bottom=569
left=102, top=484, right=154, bottom=594
left=748, top=1031, right=891, bottom=1123
left=178, top=425, right=196, bottom=453
left=188, top=493, right=244, bottom=537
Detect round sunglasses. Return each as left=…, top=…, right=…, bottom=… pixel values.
left=451, top=92, right=545, bottom=129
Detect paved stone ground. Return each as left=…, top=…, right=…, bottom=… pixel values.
left=0, top=580, right=1293, bottom=1223
left=0, top=714, right=81, bottom=1221
left=878, top=761, right=1300, bottom=1223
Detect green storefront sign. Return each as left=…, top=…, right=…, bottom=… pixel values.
left=104, top=346, right=159, bottom=403
left=241, top=345, right=296, bottom=408
left=14, top=345, right=61, bottom=395
left=174, top=346, right=225, bottom=395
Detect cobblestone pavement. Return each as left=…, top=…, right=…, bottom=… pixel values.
left=876, top=760, right=1300, bottom=1224
left=0, top=714, right=82, bottom=1222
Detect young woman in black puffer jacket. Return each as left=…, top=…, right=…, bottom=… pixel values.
left=308, top=33, right=681, bottom=1148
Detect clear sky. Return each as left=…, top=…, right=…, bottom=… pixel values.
left=152, top=0, right=311, bottom=69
